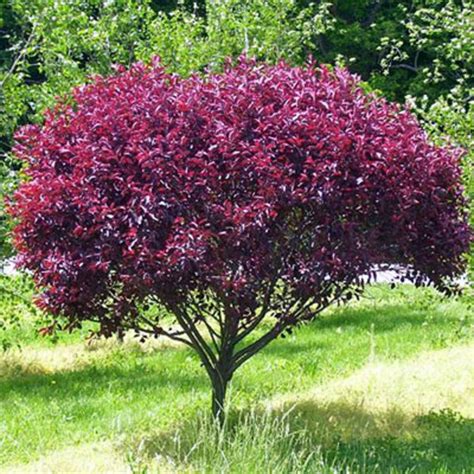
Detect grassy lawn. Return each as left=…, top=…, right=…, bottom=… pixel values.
left=0, top=284, right=473, bottom=473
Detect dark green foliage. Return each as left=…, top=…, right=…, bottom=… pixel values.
left=1, top=0, right=470, bottom=150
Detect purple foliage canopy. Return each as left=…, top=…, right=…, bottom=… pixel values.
left=10, top=57, right=471, bottom=416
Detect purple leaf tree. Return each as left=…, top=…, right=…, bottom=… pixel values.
left=10, top=58, right=471, bottom=421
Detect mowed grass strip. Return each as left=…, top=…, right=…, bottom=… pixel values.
left=271, top=343, right=474, bottom=436
left=0, top=442, right=129, bottom=474
left=0, top=285, right=472, bottom=468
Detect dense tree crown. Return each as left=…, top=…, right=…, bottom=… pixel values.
left=10, top=59, right=471, bottom=416
left=2, top=1, right=472, bottom=263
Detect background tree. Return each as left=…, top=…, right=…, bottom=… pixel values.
left=380, top=0, right=473, bottom=275
left=10, top=59, right=471, bottom=421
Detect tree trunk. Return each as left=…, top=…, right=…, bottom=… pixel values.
left=210, top=358, right=233, bottom=427
left=211, top=373, right=228, bottom=427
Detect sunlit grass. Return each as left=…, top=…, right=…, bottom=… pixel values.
left=2, top=442, right=129, bottom=474
left=0, top=284, right=472, bottom=471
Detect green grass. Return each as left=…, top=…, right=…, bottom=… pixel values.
left=0, top=284, right=473, bottom=472
left=126, top=406, right=474, bottom=473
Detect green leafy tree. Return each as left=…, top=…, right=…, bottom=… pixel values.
left=390, top=1, right=473, bottom=276
left=0, top=0, right=159, bottom=256
left=379, top=1, right=473, bottom=99
left=135, top=0, right=334, bottom=75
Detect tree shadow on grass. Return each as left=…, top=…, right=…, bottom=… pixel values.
left=278, top=400, right=474, bottom=473
left=314, top=302, right=441, bottom=333
left=260, top=300, right=455, bottom=361
left=0, top=345, right=211, bottom=466
left=130, top=399, right=474, bottom=473
left=1, top=297, right=458, bottom=408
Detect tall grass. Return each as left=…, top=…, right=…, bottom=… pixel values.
left=125, top=406, right=474, bottom=473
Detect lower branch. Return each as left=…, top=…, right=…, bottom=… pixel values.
left=232, top=322, right=284, bottom=371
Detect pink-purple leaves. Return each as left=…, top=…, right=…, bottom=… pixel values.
left=11, top=57, right=471, bottom=333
